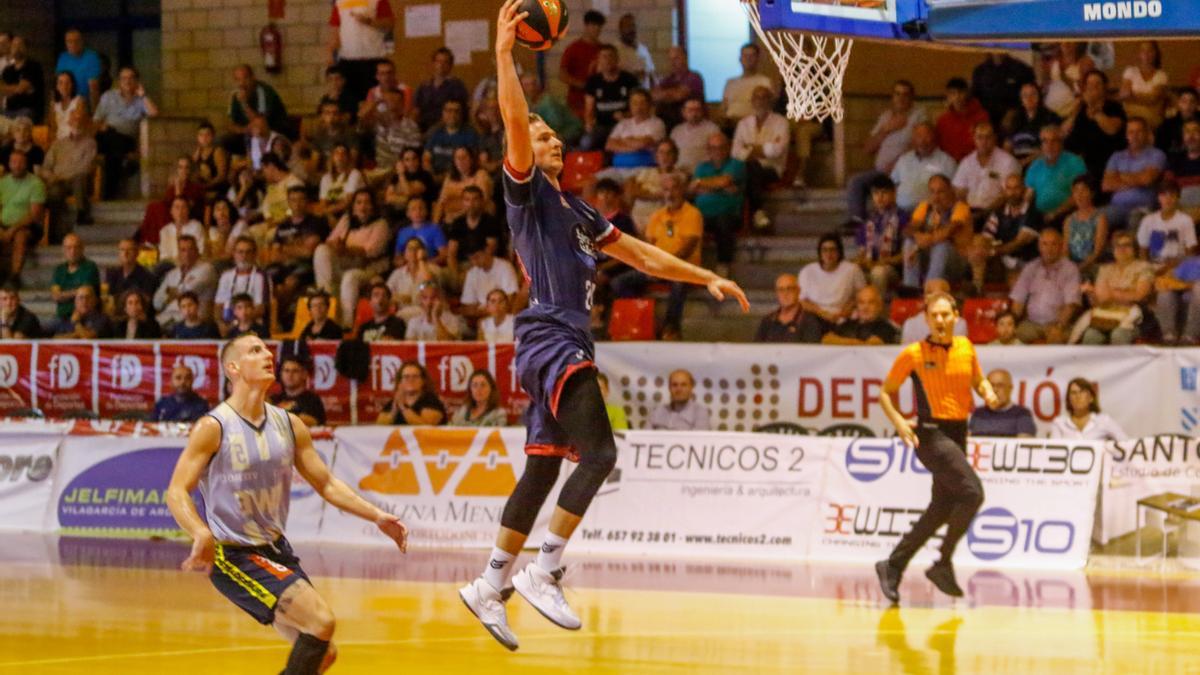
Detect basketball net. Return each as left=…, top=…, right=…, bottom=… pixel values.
left=741, top=1, right=853, bottom=123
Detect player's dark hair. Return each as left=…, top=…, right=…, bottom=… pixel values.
left=584, top=10, right=606, bottom=26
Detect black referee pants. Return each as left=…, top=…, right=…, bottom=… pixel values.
left=888, top=420, right=984, bottom=570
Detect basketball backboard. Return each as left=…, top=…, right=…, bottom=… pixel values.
left=756, top=0, right=1200, bottom=42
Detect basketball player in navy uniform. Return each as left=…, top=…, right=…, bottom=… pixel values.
left=459, top=0, right=750, bottom=651
left=166, top=334, right=409, bottom=674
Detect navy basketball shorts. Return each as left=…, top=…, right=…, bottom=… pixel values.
left=515, top=316, right=597, bottom=463
left=210, top=536, right=311, bottom=625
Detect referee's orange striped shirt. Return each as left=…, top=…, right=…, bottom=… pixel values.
left=883, top=336, right=981, bottom=421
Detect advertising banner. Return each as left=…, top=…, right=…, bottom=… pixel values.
left=34, top=342, right=95, bottom=417
left=0, top=434, right=63, bottom=531
left=45, top=430, right=336, bottom=540
left=96, top=343, right=158, bottom=418
left=48, top=435, right=189, bottom=536
left=1098, top=435, right=1200, bottom=545
left=0, top=342, right=35, bottom=415
left=595, top=344, right=1171, bottom=439
left=304, top=341, right=353, bottom=425
left=810, top=436, right=1104, bottom=569
left=574, top=431, right=826, bottom=559
left=324, top=426, right=544, bottom=547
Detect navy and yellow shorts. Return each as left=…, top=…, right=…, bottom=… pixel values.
left=210, top=536, right=310, bottom=625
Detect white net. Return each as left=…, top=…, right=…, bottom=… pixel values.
left=741, top=1, right=854, bottom=123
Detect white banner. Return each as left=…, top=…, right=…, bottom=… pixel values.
left=0, top=434, right=64, bottom=532
left=323, top=426, right=554, bottom=548
left=1098, top=435, right=1200, bottom=546
left=809, top=437, right=1103, bottom=569
left=575, top=431, right=825, bottom=559
left=595, top=344, right=1173, bottom=439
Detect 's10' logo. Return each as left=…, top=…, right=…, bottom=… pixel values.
left=966, top=507, right=1075, bottom=561
left=845, top=438, right=929, bottom=482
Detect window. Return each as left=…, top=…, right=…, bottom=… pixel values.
left=685, top=0, right=751, bottom=102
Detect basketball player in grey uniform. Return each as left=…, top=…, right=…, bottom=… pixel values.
left=166, top=334, right=409, bottom=675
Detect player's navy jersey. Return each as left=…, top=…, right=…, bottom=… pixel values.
left=503, top=161, right=622, bottom=332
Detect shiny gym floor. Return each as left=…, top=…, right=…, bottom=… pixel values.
left=1, top=534, right=1198, bottom=674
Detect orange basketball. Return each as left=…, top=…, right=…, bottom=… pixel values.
left=515, top=0, right=569, bottom=52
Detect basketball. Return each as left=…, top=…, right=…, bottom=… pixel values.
left=515, top=0, right=569, bottom=52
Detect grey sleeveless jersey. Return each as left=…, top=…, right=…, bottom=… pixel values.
left=199, top=401, right=296, bottom=546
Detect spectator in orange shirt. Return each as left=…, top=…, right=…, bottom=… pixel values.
left=611, top=172, right=703, bottom=337
left=936, top=78, right=990, bottom=162
left=903, top=174, right=971, bottom=287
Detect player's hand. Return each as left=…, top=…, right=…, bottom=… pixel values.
left=984, top=392, right=1002, bottom=411
left=376, top=512, right=409, bottom=553
left=495, top=0, right=530, bottom=56
left=707, top=277, right=750, bottom=313
left=181, top=532, right=215, bottom=573
left=896, top=418, right=919, bottom=448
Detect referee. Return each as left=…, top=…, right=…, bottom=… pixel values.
left=875, top=291, right=1000, bottom=603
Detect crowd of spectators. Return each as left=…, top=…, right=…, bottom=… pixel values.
left=759, top=43, right=1200, bottom=347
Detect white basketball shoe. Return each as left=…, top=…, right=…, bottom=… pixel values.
left=512, top=562, right=582, bottom=630
left=458, top=577, right=519, bottom=651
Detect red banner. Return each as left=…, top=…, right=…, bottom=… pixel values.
left=34, top=342, right=94, bottom=417
left=307, top=340, right=353, bottom=425
left=0, top=342, right=34, bottom=414
left=492, top=343, right=528, bottom=424
left=96, top=343, right=157, bottom=418
left=425, top=342, right=493, bottom=413
left=357, top=342, right=420, bottom=424
left=158, top=342, right=223, bottom=405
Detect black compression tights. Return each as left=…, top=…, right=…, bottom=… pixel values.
left=499, top=369, right=618, bottom=535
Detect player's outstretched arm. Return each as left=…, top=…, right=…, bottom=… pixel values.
left=496, top=0, right=533, bottom=173
left=602, top=235, right=751, bottom=312
left=166, top=416, right=221, bottom=573
left=290, top=414, right=408, bottom=553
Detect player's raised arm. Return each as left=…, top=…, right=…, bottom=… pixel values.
left=290, top=413, right=408, bottom=553
left=602, top=235, right=751, bottom=312
left=496, top=0, right=533, bottom=173
left=166, top=416, right=221, bottom=573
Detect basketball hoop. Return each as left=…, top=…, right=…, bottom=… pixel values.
left=742, top=1, right=853, bottom=123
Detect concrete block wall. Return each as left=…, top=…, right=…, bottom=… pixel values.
left=160, top=0, right=329, bottom=126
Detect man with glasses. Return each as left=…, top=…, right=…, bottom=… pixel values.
left=423, top=99, right=479, bottom=177
left=968, top=369, right=1036, bottom=437
left=214, top=236, right=271, bottom=335
left=1025, top=125, right=1087, bottom=226
left=755, top=273, right=813, bottom=343
left=846, top=80, right=926, bottom=222
left=612, top=172, right=702, bottom=338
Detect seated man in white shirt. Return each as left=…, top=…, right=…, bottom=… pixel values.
left=647, top=369, right=711, bottom=431
left=405, top=281, right=466, bottom=341
left=603, top=88, right=666, bottom=175
left=952, top=121, right=1020, bottom=222
left=732, top=86, right=790, bottom=230
left=899, top=278, right=968, bottom=343
left=670, top=97, right=721, bottom=173
left=153, top=235, right=216, bottom=329
left=213, top=235, right=271, bottom=334
left=722, top=43, right=773, bottom=127
left=458, top=241, right=519, bottom=324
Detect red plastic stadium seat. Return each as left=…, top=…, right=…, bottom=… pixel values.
left=560, top=151, right=604, bottom=194
left=964, top=297, right=1009, bottom=344
left=609, top=298, right=656, bottom=341
left=889, top=298, right=923, bottom=326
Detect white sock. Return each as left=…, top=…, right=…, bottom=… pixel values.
left=535, top=532, right=569, bottom=572
left=482, top=547, right=515, bottom=591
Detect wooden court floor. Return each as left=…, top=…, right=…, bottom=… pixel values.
left=1, top=535, right=1199, bottom=674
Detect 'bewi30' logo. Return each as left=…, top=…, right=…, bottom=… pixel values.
left=359, top=428, right=518, bottom=497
